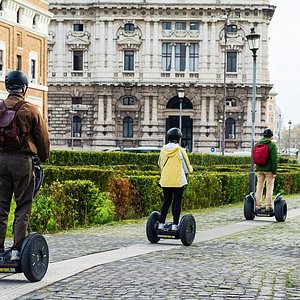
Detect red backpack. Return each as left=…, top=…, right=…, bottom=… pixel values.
left=253, top=143, right=269, bottom=166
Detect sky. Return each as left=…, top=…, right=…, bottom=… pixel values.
left=269, top=0, right=300, bottom=128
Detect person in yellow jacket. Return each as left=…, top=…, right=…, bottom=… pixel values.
left=158, top=128, right=193, bottom=231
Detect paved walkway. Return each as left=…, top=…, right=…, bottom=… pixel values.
left=0, top=196, right=300, bottom=299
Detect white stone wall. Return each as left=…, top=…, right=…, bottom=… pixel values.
left=48, top=1, right=275, bottom=152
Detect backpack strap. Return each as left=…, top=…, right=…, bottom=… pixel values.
left=12, top=101, right=27, bottom=112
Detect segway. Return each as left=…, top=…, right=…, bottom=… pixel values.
left=146, top=211, right=196, bottom=246
left=244, top=192, right=287, bottom=222
left=0, top=159, right=49, bottom=282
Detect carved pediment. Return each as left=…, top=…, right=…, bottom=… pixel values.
left=66, top=31, right=90, bottom=50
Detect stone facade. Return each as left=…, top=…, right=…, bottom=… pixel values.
left=48, top=0, right=275, bottom=152
left=0, top=0, right=52, bottom=119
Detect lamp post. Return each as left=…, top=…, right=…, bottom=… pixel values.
left=278, top=114, right=281, bottom=153
left=177, top=87, right=185, bottom=130
left=246, top=27, right=261, bottom=193
left=69, top=107, right=76, bottom=150
left=221, top=10, right=229, bottom=156
left=288, top=120, right=292, bottom=156
left=219, top=119, right=223, bottom=151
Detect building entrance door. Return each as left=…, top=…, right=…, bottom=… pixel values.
left=166, top=116, right=193, bottom=152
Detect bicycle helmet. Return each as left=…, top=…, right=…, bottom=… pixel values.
left=263, top=128, right=273, bottom=138
left=167, top=127, right=183, bottom=143
left=5, top=70, right=28, bottom=94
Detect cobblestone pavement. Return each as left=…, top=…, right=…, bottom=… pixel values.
left=5, top=196, right=300, bottom=299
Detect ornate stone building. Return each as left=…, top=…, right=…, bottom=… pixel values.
left=48, top=0, right=275, bottom=152
left=0, top=0, right=52, bottom=119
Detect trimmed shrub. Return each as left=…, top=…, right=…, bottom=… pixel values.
left=30, top=180, right=115, bottom=233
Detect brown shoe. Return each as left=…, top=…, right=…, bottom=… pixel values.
left=266, top=206, right=273, bottom=212
left=255, top=206, right=261, bottom=211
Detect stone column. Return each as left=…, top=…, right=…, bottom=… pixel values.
left=185, top=43, right=190, bottom=74
left=152, top=95, right=158, bottom=124
left=247, top=99, right=252, bottom=125
left=106, top=95, right=112, bottom=123
left=171, top=43, right=176, bottom=71
left=208, top=97, right=214, bottom=123
left=98, top=96, right=104, bottom=124
left=144, top=96, right=150, bottom=124
left=144, top=21, right=151, bottom=69
left=201, top=97, right=207, bottom=124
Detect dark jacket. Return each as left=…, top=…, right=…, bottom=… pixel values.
left=0, top=93, right=50, bottom=162
left=255, top=137, right=278, bottom=174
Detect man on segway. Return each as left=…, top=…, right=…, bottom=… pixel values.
left=0, top=70, right=50, bottom=261
left=157, top=127, right=193, bottom=231
left=254, top=128, right=278, bottom=212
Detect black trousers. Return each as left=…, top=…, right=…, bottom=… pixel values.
left=159, top=187, right=185, bottom=225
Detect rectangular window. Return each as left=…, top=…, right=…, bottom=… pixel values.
left=175, top=22, right=186, bottom=30
left=124, top=50, right=134, bottom=71
left=72, top=97, right=83, bottom=105
left=175, top=43, right=186, bottom=71
left=227, top=52, right=237, bottom=72
left=31, top=59, right=36, bottom=81
left=0, top=50, right=3, bottom=71
left=73, top=24, right=84, bottom=31
left=189, top=43, right=199, bottom=72
left=162, top=22, right=172, bottom=30
left=16, top=55, right=22, bottom=70
left=73, top=51, right=83, bottom=71
left=162, top=43, right=172, bottom=71
left=17, top=33, right=22, bottom=47
left=190, top=22, right=199, bottom=30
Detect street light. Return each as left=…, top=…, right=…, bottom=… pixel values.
left=246, top=27, right=261, bottom=193
left=221, top=10, right=229, bottom=156
left=177, top=87, right=185, bottom=130
left=288, top=120, right=292, bottom=156
left=69, top=107, right=76, bottom=150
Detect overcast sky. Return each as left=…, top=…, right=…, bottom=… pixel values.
left=269, top=0, right=300, bottom=128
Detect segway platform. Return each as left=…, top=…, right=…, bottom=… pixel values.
left=146, top=211, right=196, bottom=246
left=0, top=232, right=49, bottom=282
left=244, top=192, right=287, bottom=222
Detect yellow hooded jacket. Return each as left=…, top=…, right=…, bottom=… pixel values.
left=158, top=143, right=193, bottom=187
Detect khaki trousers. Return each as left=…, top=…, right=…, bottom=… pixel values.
left=0, top=153, right=34, bottom=250
left=255, top=171, right=276, bottom=208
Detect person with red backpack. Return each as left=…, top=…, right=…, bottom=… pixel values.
left=0, top=70, right=49, bottom=261
left=254, top=128, right=278, bottom=212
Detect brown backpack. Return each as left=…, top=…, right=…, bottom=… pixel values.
left=0, top=100, right=26, bottom=151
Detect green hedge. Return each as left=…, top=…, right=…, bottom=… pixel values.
left=29, top=180, right=115, bottom=233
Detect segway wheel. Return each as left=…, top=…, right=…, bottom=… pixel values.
left=179, top=214, right=196, bottom=246
left=146, top=211, right=160, bottom=243
left=21, top=233, right=49, bottom=282
left=274, top=199, right=287, bottom=222
left=244, top=196, right=255, bottom=220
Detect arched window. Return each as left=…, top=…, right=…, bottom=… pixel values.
left=122, top=97, right=135, bottom=105
left=227, top=25, right=238, bottom=34
left=123, top=116, right=133, bottom=138
left=72, top=116, right=82, bottom=137
left=225, top=117, right=236, bottom=139
left=124, top=23, right=135, bottom=32
left=166, top=96, right=193, bottom=109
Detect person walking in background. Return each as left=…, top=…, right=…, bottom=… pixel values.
left=0, top=70, right=50, bottom=260
left=158, top=127, right=193, bottom=230
left=255, top=128, right=278, bottom=212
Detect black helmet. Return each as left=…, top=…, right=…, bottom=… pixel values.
left=5, top=70, right=28, bottom=93
left=263, top=128, right=273, bottom=137
left=167, top=127, right=183, bottom=143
